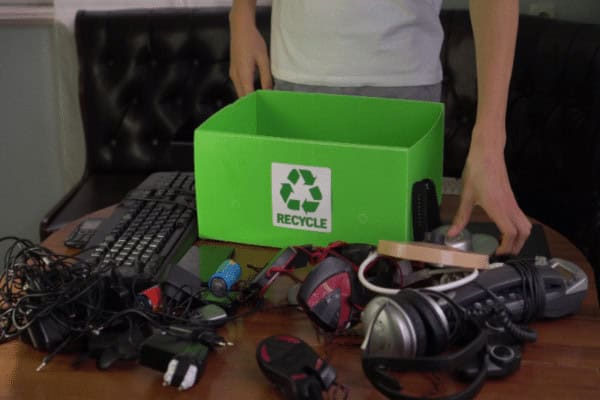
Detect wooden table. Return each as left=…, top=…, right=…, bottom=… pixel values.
left=2, top=195, right=600, bottom=399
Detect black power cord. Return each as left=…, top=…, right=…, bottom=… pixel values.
left=468, top=258, right=545, bottom=343
left=0, top=237, right=233, bottom=373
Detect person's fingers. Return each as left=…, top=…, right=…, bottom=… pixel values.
left=447, top=190, right=474, bottom=238
left=495, top=219, right=518, bottom=255
left=229, top=61, right=257, bottom=98
left=230, top=70, right=243, bottom=98
left=257, top=53, right=273, bottom=90
left=238, top=69, right=255, bottom=97
left=510, top=212, right=532, bottom=255
left=483, top=195, right=532, bottom=255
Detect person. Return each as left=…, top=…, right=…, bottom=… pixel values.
left=228, top=0, right=531, bottom=255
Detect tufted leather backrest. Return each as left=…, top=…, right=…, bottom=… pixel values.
left=75, top=7, right=270, bottom=173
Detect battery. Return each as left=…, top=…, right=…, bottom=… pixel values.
left=208, top=259, right=241, bottom=297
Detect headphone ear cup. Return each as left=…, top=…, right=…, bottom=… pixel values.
left=392, top=292, right=428, bottom=357
left=297, top=256, right=360, bottom=331
left=401, top=290, right=449, bottom=355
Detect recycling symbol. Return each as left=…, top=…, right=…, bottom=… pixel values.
left=279, top=169, right=322, bottom=213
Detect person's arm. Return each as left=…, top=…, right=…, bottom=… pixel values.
left=229, top=0, right=273, bottom=97
left=448, top=0, right=531, bottom=255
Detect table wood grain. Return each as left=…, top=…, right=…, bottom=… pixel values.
left=2, top=195, right=599, bottom=399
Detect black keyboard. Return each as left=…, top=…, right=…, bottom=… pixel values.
left=83, top=172, right=198, bottom=280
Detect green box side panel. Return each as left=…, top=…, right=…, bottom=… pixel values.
left=405, top=102, right=445, bottom=239
left=199, top=93, right=258, bottom=134
left=194, top=130, right=409, bottom=248
left=254, top=90, right=441, bottom=148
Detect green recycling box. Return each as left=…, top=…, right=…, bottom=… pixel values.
left=194, top=90, right=443, bottom=248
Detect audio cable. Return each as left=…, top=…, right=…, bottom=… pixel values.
left=357, top=250, right=479, bottom=295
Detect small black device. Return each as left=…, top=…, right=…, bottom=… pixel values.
left=411, top=179, right=441, bottom=242
left=256, top=335, right=344, bottom=400
left=63, top=218, right=104, bottom=249
left=161, top=246, right=205, bottom=303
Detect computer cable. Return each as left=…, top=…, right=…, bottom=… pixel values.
left=357, top=250, right=479, bottom=295
left=0, top=237, right=234, bottom=366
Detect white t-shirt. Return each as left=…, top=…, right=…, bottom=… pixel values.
left=270, top=0, right=444, bottom=87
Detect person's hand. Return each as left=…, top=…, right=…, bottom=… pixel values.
left=229, top=9, right=272, bottom=97
left=447, top=124, right=531, bottom=255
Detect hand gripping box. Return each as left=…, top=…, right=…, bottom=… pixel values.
left=194, top=90, right=443, bottom=248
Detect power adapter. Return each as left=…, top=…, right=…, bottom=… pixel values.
left=139, top=333, right=209, bottom=391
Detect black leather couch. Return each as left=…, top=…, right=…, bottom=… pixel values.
left=42, top=7, right=600, bottom=291
left=40, top=8, right=269, bottom=239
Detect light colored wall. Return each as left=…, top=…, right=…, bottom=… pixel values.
left=0, top=22, right=67, bottom=253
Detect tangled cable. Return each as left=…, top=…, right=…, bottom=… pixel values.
left=0, top=237, right=234, bottom=370
left=464, top=258, right=544, bottom=343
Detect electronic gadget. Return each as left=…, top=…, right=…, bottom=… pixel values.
left=64, top=217, right=104, bottom=249
left=361, top=288, right=488, bottom=400
left=240, top=242, right=383, bottom=332
left=241, top=245, right=314, bottom=302
left=82, top=172, right=198, bottom=280
left=360, top=257, right=588, bottom=399
left=190, top=304, right=229, bottom=325
left=358, top=245, right=482, bottom=296
left=357, top=225, right=493, bottom=297
left=296, top=255, right=369, bottom=332
left=294, top=243, right=401, bottom=332
left=426, top=225, right=498, bottom=257
left=256, top=335, right=346, bottom=400
left=411, top=178, right=441, bottom=242
left=161, top=245, right=205, bottom=303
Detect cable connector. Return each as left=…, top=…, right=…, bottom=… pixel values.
left=165, top=325, right=232, bottom=349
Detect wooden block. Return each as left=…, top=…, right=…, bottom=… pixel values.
left=377, top=240, right=490, bottom=269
